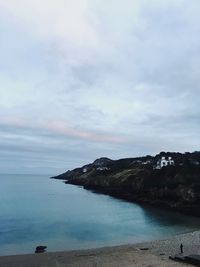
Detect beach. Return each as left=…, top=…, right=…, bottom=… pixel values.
left=1, top=230, right=200, bottom=267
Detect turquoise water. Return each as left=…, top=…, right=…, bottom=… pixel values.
left=0, top=174, right=200, bottom=256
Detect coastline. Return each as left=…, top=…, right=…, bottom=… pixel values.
left=54, top=153, right=200, bottom=219
left=1, top=230, right=199, bottom=266
left=81, top=184, right=200, bottom=217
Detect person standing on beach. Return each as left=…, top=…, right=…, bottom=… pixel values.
left=180, top=243, right=183, bottom=254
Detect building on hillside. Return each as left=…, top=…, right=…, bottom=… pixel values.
left=142, top=160, right=152, bottom=165
left=96, top=167, right=110, bottom=171
left=154, top=156, right=174, bottom=169
left=83, top=168, right=88, bottom=173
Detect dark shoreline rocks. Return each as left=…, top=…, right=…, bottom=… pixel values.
left=53, top=152, right=200, bottom=217
left=65, top=181, right=200, bottom=217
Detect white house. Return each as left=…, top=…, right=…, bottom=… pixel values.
left=83, top=168, right=88, bottom=173
left=155, top=156, right=174, bottom=169
left=96, top=167, right=110, bottom=171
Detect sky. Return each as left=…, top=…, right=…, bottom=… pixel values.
left=0, top=0, right=200, bottom=175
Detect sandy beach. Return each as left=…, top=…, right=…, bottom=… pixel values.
left=1, top=230, right=200, bottom=267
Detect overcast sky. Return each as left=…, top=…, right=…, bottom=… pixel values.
left=0, top=0, right=200, bottom=175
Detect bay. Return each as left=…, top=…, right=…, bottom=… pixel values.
left=0, top=174, right=200, bottom=256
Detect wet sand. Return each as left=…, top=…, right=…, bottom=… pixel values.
left=1, top=230, right=200, bottom=267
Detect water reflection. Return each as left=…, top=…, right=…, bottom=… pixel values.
left=0, top=174, right=200, bottom=256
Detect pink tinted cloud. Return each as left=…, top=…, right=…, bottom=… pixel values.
left=44, top=120, right=127, bottom=143
left=0, top=117, right=127, bottom=144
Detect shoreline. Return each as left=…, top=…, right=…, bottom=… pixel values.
left=1, top=230, right=200, bottom=266
left=63, top=181, right=200, bottom=218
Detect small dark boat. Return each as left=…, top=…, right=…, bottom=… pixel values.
left=35, top=245, right=47, bottom=253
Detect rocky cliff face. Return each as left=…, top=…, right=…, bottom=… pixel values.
left=52, top=152, right=200, bottom=216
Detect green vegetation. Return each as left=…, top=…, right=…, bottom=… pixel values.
left=53, top=151, right=200, bottom=216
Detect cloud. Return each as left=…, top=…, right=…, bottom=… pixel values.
left=0, top=0, right=200, bottom=173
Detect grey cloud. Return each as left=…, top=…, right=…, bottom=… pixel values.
left=0, top=0, right=200, bottom=174
left=0, top=123, right=129, bottom=174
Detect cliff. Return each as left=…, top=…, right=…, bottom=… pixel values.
left=52, top=152, right=200, bottom=216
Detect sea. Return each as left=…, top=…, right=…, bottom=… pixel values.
left=1, top=173, right=200, bottom=256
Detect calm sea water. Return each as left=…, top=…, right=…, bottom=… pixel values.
left=0, top=174, right=200, bottom=256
